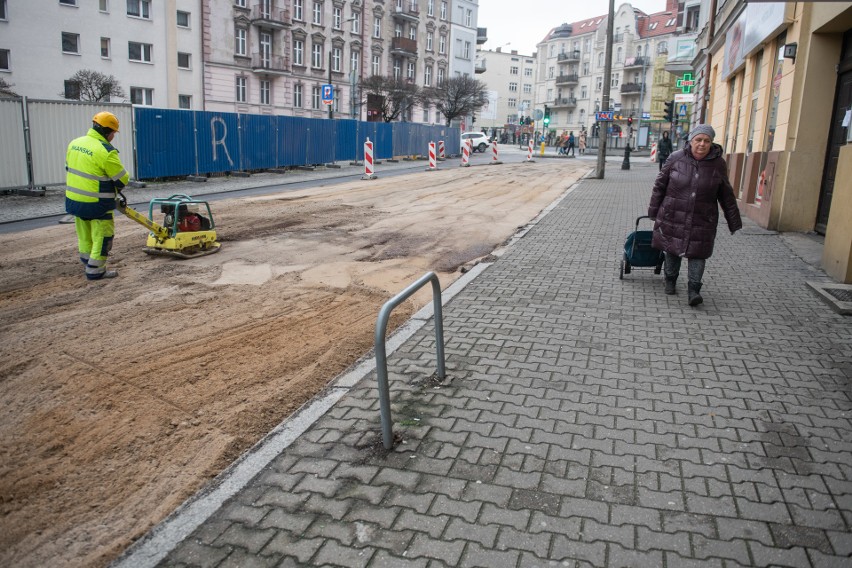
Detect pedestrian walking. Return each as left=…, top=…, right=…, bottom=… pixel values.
left=656, top=130, right=673, bottom=170
left=578, top=131, right=586, bottom=155
left=65, top=111, right=130, bottom=280
left=567, top=131, right=576, bottom=157
left=648, top=124, right=741, bottom=306
left=560, top=135, right=569, bottom=156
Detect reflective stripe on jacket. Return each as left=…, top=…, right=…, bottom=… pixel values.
left=65, top=128, right=130, bottom=220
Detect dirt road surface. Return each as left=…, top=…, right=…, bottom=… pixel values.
left=0, top=161, right=588, bottom=567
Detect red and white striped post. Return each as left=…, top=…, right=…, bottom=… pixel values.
left=362, top=138, right=377, bottom=180
left=526, top=139, right=535, bottom=162
left=426, top=141, right=438, bottom=171
left=489, top=139, right=502, bottom=165
left=649, top=142, right=657, bottom=163
left=460, top=139, right=471, bottom=167
left=438, top=140, right=445, bottom=161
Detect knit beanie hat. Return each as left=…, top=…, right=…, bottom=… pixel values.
left=688, top=124, right=715, bottom=141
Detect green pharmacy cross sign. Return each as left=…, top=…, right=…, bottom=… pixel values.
left=677, top=73, right=695, bottom=94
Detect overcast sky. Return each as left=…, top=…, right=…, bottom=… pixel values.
left=478, top=0, right=672, bottom=56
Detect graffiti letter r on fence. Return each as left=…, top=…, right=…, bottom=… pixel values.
left=211, top=116, right=234, bottom=167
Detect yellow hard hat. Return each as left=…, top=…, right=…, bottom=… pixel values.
left=92, top=111, right=120, bottom=132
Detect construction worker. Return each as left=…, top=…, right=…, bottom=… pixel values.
left=65, top=111, right=130, bottom=280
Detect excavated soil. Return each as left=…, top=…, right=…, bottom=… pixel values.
left=0, top=162, right=587, bottom=567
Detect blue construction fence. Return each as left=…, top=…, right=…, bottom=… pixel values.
left=134, top=107, right=461, bottom=180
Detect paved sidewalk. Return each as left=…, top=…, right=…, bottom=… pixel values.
left=116, top=163, right=852, bottom=568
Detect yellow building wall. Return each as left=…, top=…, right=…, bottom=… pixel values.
left=823, top=146, right=852, bottom=283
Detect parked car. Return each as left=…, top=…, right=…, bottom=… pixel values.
left=460, top=132, right=490, bottom=153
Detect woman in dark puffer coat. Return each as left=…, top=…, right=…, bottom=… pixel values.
left=648, top=124, right=742, bottom=306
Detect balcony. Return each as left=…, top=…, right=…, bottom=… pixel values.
left=557, top=50, right=580, bottom=63
left=551, top=97, right=577, bottom=108
left=391, top=36, right=418, bottom=56
left=555, top=73, right=579, bottom=86
left=251, top=53, right=289, bottom=75
left=392, top=2, right=420, bottom=23
left=250, top=5, right=290, bottom=29
left=620, top=82, right=645, bottom=95
left=475, top=57, right=486, bottom=73
left=623, top=56, right=649, bottom=69
left=477, top=27, right=488, bottom=44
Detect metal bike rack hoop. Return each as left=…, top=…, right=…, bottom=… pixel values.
left=375, top=271, right=445, bottom=449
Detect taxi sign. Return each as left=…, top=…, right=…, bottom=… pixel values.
left=595, top=111, right=614, bottom=122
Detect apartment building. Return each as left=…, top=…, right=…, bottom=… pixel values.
left=475, top=47, right=536, bottom=135
left=447, top=0, right=477, bottom=79
left=0, top=0, right=204, bottom=109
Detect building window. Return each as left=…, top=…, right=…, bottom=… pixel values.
left=100, top=37, right=111, bottom=58
left=312, top=43, right=322, bottom=68
left=428, top=0, right=434, bottom=16
left=177, top=52, right=191, bottom=69
left=524, top=68, right=532, bottom=77
left=236, top=76, right=246, bottom=102
left=177, top=10, right=190, bottom=27
left=548, top=66, right=553, bottom=79
left=98, top=0, right=108, bottom=13
left=351, top=51, right=359, bottom=73
left=312, top=85, right=320, bottom=109
left=596, top=77, right=602, bottom=91
left=64, top=80, right=80, bottom=99
left=0, top=48, right=9, bottom=70
left=426, top=32, right=433, bottom=51
left=439, top=34, right=446, bottom=54
left=463, top=41, right=471, bottom=59
left=312, top=1, right=322, bottom=25
left=465, top=8, right=472, bottom=27
left=374, top=17, right=381, bottom=38
left=508, top=98, right=516, bottom=108
left=178, top=95, right=191, bottom=109
left=127, top=0, right=150, bottom=19
left=393, top=59, right=401, bottom=79
left=62, top=32, right=80, bottom=54
left=437, top=67, right=444, bottom=85
left=510, top=66, right=518, bottom=75
left=372, top=54, right=380, bottom=75
left=598, top=52, right=604, bottom=68
left=293, top=39, right=304, bottom=65
left=294, top=83, right=302, bottom=107
left=509, top=82, right=518, bottom=92
left=293, top=0, right=303, bottom=21
left=59, top=0, right=77, bottom=5
left=409, top=25, right=417, bottom=41
left=581, top=85, right=587, bottom=98
left=616, top=47, right=622, bottom=63
left=407, top=61, right=415, bottom=80
left=235, top=0, right=246, bottom=6
left=423, top=107, right=430, bottom=123
left=582, top=62, right=589, bottom=75
left=332, top=47, right=341, bottom=72
left=350, top=12, right=360, bottom=33
left=440, top=1, right=446, bottom=19
left=260, top=80, right=270, bottom=105
left=424, top=65, right=432, bottom=86
left=129, top=42, right=153, bottom=63
left=235, top=27, right=247, bottom=56
left=130, top=86, right=153, bottom=105
left=333, top=6, right=341, bottom=29
left=523, top=84, right=531, bottom=94
left=395, top=23, right=403, bottom=38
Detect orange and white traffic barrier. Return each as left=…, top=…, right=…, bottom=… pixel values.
left=426, top=141, right=438, bottom=171
left=649, top=142, right=657, bottom=163
left=490, top=139, right=502, bottom=165
left=460, top=139, right=471, bottom=167
left=526, top=139, right=535, bottom=162
left=438, top=140, right=445, bottom=160
left=362, top=138, right=377, bottom=180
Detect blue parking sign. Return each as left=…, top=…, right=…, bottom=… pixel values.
left=322, top=84, right=333, bottom=105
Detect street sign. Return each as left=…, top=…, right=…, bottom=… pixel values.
left=642, top=112, right=651, bottom=119
left=679, top=104, right=687, bottom=117
left=321, top=84, right=333, bottom=105
left=674, top=93, right=694, bottom=103
left=533, top=109, right=544, bottom=121
left=595, top=111, right=614, bottom=122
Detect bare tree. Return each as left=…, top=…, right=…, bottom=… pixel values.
left=0, top=77, right=19, bottom=98
left=421, top=75, right=488, bottom=126
left=360, top=75, right=421, bottom=123
left=61, top=70, right=125, bottom=102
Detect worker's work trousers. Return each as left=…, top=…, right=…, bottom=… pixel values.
left=75, top=215, right=114, bottom=280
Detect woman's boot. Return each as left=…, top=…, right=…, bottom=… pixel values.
left=664, top=278, right=677, bottom=295
left=688, top=282, right=703, bottom=306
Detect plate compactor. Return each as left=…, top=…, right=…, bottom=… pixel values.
left=116, top=193, right=221, bottom=259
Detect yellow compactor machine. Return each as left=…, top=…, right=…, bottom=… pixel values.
left=117, top=193, right=221, bottom=259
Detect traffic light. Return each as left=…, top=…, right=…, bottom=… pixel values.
left=543, top=105, right=551, bottom=127
left=472, top=113, right=476, bottom=124
left=627, top=116, right=633, bottom=126
left=663, top=100, right=675, bottom=122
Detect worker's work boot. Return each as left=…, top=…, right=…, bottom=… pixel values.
left=100, top=270, right=118, bottom=279
left=688, top=282, right=703, bottom=306
left=664, top=278, right=677, bottom=295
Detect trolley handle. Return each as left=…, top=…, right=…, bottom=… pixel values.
left=635, top=215, right=655, bottom=229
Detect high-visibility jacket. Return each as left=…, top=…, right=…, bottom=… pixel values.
left=65, top=128, right=130, bottom=220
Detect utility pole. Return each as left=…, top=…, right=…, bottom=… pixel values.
left=594, top=0, right=615, bottom=179
left=328, top=50, right=334, bottom=120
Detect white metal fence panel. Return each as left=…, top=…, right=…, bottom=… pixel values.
left=0, top=99, right=29, bottom=190
left=27, top=100, right=135, bottom=187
